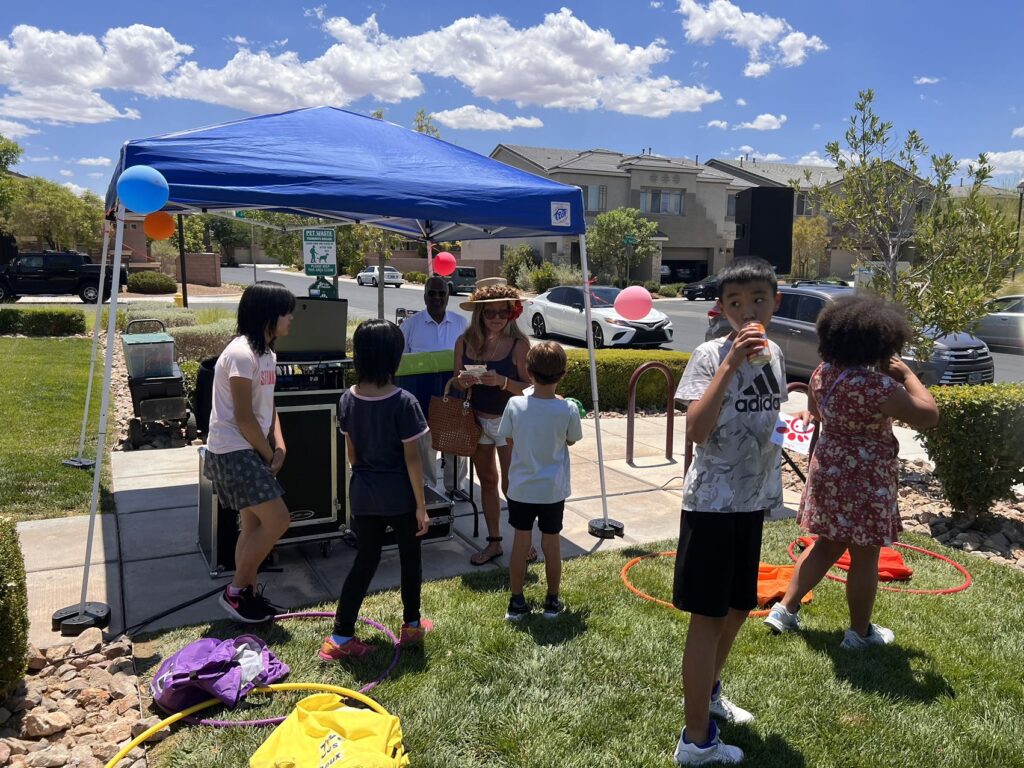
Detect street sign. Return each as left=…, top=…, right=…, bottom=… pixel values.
left=622, top=234, right=637, bottom=246
left=302, top=228, right=337, bottom=276
left=234, top=210, right=246, bottom=219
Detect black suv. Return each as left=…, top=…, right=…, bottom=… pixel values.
left=769, top=284, right=995, bottom=385
left=682, top=276, right=718, bottom=300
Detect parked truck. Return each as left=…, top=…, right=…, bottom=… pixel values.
left=0, top=251, right=128, bottom=303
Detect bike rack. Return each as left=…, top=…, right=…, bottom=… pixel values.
left=625, top=361, right=678, bottom=465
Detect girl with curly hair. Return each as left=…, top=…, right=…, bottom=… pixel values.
left=764, top=294, right=939, bottom=649
left=454, top=282, right=533, bottom=566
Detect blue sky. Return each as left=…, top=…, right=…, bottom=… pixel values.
left=3, top=1, right=1023, bottom=196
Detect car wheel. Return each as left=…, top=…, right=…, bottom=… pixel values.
left=372, top=278, right=378, bottom=287
left=0, top=282, right=11, bottom=303
left=592, top=322, right=605, bottom=349
left=356, top=276, right=362, bottom=285
left=531, top=313, right=548, bottom=339
left=685, top=295, right=694, bottom=301
left=79, top=284, right=99, bottom=303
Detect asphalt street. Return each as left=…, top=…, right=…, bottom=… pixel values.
left=219, top=266, right=1024, bottom=382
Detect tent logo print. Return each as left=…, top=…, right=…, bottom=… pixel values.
left=736, top=365, right=781, bottom=413
left=551, top=202, right=571, bottom=227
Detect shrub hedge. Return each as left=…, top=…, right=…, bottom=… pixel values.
left=124, top=308, right=197, bottom=329
left=0, top=516, right=29, bottom=697
left=559, top=348, right=689, bottom=410
left=643, top=280, right=660, bottom=294
left=127, top=271, right=178, bottom=294
left=168, top=319, right=236, bottom=362
left=0, top=307, right=87, bottom=336
left=347, top=260, right=365, bottom=278
left=179, top=359, right=200, bottom=407
left=404, top=271, right=427, bottom=284
left=918, top=383, right=1024, bottom=520
left=657, top=285, right=678, bottom=298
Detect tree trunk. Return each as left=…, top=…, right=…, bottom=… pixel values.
left=377, top=252, right=385, bottom=320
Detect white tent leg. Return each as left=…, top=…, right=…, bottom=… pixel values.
left=65, top=224, right=111, bottom=469
left=578, top=234, right=623, bottom=539
left=53, top=207, right=125, bottom=636
left=427, top=239, right=434, bottom=277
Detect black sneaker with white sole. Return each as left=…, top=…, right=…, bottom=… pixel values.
left=505, top=596, right=532, bottom=622
left=219, top=585, right=276, bottom=623
left=542, top=595, right=565, bottom=619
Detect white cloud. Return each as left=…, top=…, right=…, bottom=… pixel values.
left=735, top=97, right=746, bottom=106
left=1012, top=126, right=1024, bottom=139
left=431, top=105, right=543, bottom=130
left=87, top=171, right=105, bottom=178
left=796, top=150, right=832, bottom=167
left=0, top=117, right=37, bottom=138
left=707, top=119, right=729, bottom=129
left=227, top=35, right=249, bottom=45
left=76, top=156, right=112, bottom=166
left=731, top=144, right=783, bottom=162
left=677, top=0, right=826, bottom=77
left=651, top=1, right=664, bottom=7
left=914, top=76, right=940, bottom=85
left=969, top=150, right=1024, bottom=176
left=62, top=181, right=87, bottom=194
left=59, top=169, right=73, bottom=176
left=812, top=122, right=822, bottom=130
left=24, top=154, right=57, bottom=162
left=735, top=112, right=786, bottom=130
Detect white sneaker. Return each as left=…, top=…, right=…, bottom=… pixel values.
left=674, top=720, right=744, bottom=765
left=763, top=603, right=801, bottom=634
left=709, top=683, right=754, bottom=725
left=840, top=623, right=895, bottom=650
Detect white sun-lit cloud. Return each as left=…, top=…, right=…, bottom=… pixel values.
left=58, top=169, right=73, bottom=176
left=651, top=1, right=664, bottom=7
left=1012, top=126, right=1024, bottom=139
left=914, top=76, right=940, bottom=85
left=226, top=35, right=249, bottom=45
left=24, top=154, right=57, bottom=162
left=735, top=97, right=746, bottom=106
left=677, top=0, right=826, bottom=78
left=812, top=123, right=822, bottom=130
left=0, top=117, right=37, bottom=137
left=729, top=144, right=783, bottom=162
left=707, top=119, right=729, bottom=129
left=432, top=105, right=543, bottom=130
left=62, top=181, right=87, bottom=194
left=967, top=150, right=1024, bottom=176
left=87, top=171, right=105, bottom=178
left=735, top=112, right=786, bottom=130
left=76, top=156, right=112, bottom=166
left=796, top=150, right=832, bottom=167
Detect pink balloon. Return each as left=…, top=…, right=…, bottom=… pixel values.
left=614, top=285, right=653, bottom=321
left=434, top=251, right=456, bottom=276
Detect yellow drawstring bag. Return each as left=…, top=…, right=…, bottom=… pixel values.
left=250, top=692, right=410, bottom=768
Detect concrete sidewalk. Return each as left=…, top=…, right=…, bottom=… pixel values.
left=18, top=408, right=928, bottom=648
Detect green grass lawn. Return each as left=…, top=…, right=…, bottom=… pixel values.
left=140, top=520, right=1024, bottom=767
left=0, top=337, right=106, bottom=522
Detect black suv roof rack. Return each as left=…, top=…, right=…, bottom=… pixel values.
left=789, top=279, right=850, bottom=288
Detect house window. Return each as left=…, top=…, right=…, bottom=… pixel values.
left=581, top=184, right=608, bottom=212
left=727, top=194, right=737, bottom=217
left=795, top=193, right=811, bottom=216
left=640, top=188, right=683, bottom=215
left=499, top=244, right=508, bottom=261
left=130, top=223, right=138, bottom=229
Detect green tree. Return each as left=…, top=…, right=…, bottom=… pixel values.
left=501, top=244, right=538, bottom=287
left=370, top=109, right=385, bottom=120
left=202, top=214, right=251, bottom=257
left=587, top=207, right=658, bottom=287
left=808, top=89, right=1020, bottom=354
left=356, top=223, right=405, bottom=318
left=413, top=109, right=441, bottom=138
left=8, top=176, right=103, bottom=250
left=791, top=215, right=828, bottom=278
left=0, top=134, right=24, bottom=231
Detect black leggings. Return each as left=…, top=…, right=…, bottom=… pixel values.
left=333, top=512, right=422, bottom=637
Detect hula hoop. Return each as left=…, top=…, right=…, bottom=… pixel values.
left=185, top=612, right=400, bottom=728
left=105, top=682, right=392, bottom=768
left=620, top=551, right=774, bottom=619
left=786, top=538, right=973, bottom=595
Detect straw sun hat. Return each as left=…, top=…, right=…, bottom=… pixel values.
left=459, top=283, right=523, bottom=312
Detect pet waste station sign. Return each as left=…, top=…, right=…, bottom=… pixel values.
left=303, top=228, right=337, bottom=276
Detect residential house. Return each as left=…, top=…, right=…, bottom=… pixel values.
left=464, top=145, right=753, bottom=283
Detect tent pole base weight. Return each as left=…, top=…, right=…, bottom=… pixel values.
left=589, top=519, right=625, bottom=539
left=52, top=603, right=112, bottom=636
left=62, top=458, right=96, bottom=470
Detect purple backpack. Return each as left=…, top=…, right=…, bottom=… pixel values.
left=151, top=635, right=290, bottom=714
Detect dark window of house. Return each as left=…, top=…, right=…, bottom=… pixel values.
left=795, top=193, right=811, bottom=216
left=727, top=194, right=737, bottom=217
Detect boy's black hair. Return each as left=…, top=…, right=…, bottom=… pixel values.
left=237, top=281, right=296, bottom=355
left=526, top=341, right=567, bottom=385
left=716, top=257, right=778, bottom=297
left=817, top=294, right=913, bottom=367
left=352, top=319, right=405, bottom=386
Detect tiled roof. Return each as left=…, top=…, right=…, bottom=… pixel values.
left=708, top=159, right=843, bottom=189
left=948, top=183, right=1020, bottom=199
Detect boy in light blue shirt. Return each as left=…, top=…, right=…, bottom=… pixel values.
left=497, top=341, right=583, bottom=620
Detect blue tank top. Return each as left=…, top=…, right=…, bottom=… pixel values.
left=462, top=339, right=519, bottom=417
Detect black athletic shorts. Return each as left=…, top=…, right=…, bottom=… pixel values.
left=507, top=498, right=564, bottom=535
left=672, top=509, right=765, bottom=618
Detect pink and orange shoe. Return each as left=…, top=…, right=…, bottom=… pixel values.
left=399, top=618, right=434, bottom=647
left=318, top=636, right=373, bottom=661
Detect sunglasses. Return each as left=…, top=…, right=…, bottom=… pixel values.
left=425, top=290, right=448, bottom=298
left=483, top=308, right=511, bottom=320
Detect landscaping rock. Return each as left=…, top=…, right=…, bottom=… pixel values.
left=132, top=714, right=170, bottom=742
left=71, top=628, right=104, bottom=657
left=21, top=711, right=70, bottom=739
left=25, top=647, right=47, bottom=673
left=0, top=706, right=11, bottom=725
left=26, top=745, right=69, bottom=767
left=0, top=742, right=10, bottom=764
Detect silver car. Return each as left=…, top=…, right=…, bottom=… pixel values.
left=767, top=284, right=995, bottom=385
left=356, top=265, right=404, bottom=287
left=971, top=295, right=1023, bottom=352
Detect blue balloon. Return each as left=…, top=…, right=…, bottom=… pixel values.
left=116, top=165, right=169, bottom=214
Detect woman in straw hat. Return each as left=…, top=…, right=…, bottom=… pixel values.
left=454, top=283, right=535, bottom=566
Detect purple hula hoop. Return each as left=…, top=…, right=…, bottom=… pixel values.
left=186, top=612, right=401, bottom=728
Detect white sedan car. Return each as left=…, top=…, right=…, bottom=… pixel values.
left=519, top=285, right=673, bottom=348
left=356, top=265, right=404, bottom=287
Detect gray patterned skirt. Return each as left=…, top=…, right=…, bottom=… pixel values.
left=203, top=448, right=284, bottom=511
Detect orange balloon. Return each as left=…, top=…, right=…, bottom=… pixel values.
left=143, top=211, right=177, bottom=240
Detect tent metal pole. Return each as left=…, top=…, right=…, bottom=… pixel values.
left=177, top=214, right=190, bottom=308
left=65, top=224, right=111, bottom=469
left=427, top=240, right=433, bottom=277
left=53, top=206, right=124, bottom=635
left=579, top=234, right=623, bottom=540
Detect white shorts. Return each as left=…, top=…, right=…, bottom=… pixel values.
left=477, top=416, right=507, bottom=447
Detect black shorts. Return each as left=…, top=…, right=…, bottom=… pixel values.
left=672, top=509, right=765, bottom=618
left=507, top=499, right=564, bottom=535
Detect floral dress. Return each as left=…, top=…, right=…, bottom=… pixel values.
left=797, top=364, right=903, bottom=546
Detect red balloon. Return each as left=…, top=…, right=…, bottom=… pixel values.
left=143, top=211, right=177, bottom=240
left=434, top=251, right=456, bottom=276
left=614, top=285, right=653, bottom=321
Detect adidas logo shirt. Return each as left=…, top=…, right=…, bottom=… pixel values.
left=675, top=336, right=788, bottom=514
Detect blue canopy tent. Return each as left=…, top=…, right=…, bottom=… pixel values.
left=65, top=106, right=621, bottom=635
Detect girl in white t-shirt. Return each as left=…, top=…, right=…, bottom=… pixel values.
left=204, top=282, right=294, bottom=623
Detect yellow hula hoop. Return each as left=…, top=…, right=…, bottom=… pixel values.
left=104, top=682, right=393, bottom=768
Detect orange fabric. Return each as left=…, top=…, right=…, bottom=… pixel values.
left=797, top=536, right=913, bottom=581
left=757, top=564, right=812, bottom=609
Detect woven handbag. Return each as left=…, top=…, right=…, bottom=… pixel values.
left=429, top=378, right=482, bottom=457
